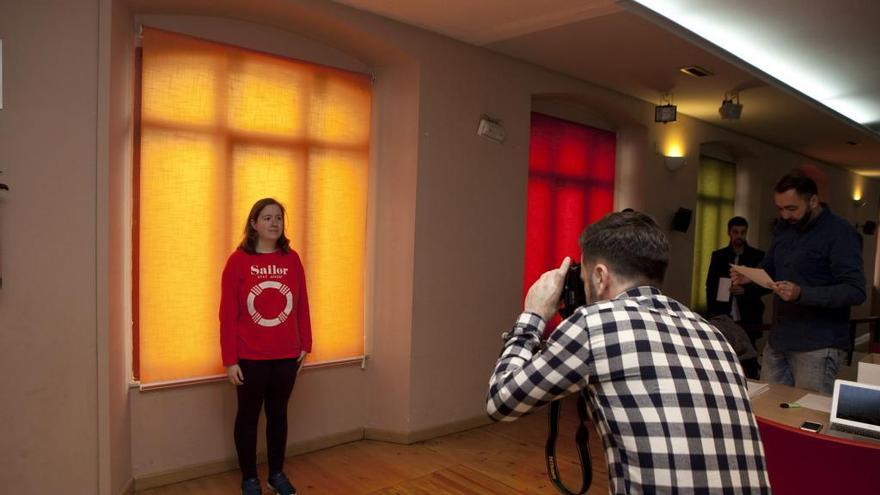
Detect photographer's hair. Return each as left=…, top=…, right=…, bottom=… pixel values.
left=578, top=211, right=669, bottom=285
left=727, top=216, right=748, bottom=232
left=239, top=198, right=291, bottom=255
left=774, top=173, right=818, bottom=200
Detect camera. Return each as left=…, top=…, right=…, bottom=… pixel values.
left=559, top=262, right=586, bottom=318
left=549, top=262, right=593, bottom=495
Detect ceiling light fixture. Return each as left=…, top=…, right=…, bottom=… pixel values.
left=655, top=93, right=677, bottom=124
left=719, top=91, right=743, bottom=120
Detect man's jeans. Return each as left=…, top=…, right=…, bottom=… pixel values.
left=760, top=342, right=846, bottom=394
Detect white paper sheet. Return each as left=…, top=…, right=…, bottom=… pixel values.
left=796, top=393, right=832, bottom=413
left=731, top=265, right=775, bottom=289
left=747, top=380, right=769, bottom=397
left=716, top=277, right=731, bottom=302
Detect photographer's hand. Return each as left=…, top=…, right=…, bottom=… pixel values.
left=524, top=257, right=571, bottom=322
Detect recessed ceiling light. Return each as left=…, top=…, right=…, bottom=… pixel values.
left=679, top=66, right=713, bottom=78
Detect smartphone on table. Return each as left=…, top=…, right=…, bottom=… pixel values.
left=799, top=421, right=823, bottom=433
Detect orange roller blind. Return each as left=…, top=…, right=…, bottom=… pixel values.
left=136, top=27, right=371, bottom=384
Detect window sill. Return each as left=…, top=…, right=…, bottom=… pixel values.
left=131, top=355, right=368, bottom=391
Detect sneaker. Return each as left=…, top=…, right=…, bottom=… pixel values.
left=241, top=477, right=262, bottom=495
left=267, top=471, right=297, bottom=495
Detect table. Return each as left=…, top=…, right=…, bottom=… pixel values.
left=749, top=382, right=830, bottom=430
left=748, top=381, right=880, bottom=494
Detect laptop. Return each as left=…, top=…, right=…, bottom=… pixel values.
left=826, top=379, right=880, bottom=443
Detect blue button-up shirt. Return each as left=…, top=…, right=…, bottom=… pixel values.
left=763, top=204, right=866, bottom=351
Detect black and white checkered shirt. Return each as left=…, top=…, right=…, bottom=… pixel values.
left=487, top=286, right=770, bottom=494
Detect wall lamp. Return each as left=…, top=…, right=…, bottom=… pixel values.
left=663, top=155, right=687, bottom=171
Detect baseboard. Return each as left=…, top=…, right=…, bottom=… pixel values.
left=134, top=457, right=239, bottom=491
left=118, top=478, right=134, bottom=495
left=282, top=428, right=365, bottom=457
left=365, top=414, right=491, bottom=444
left=133, top=428, right=364, bottom=491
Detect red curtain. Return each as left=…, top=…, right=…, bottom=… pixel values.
left=524, top=112, right=615, bottom=330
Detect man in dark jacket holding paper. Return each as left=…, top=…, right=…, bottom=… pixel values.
left=707, top=219, right=765, bottom=324
left=733, top=173, right=865, bottom=393
left=707, top=217, right=766, bottom=378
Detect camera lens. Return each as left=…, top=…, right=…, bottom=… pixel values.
left=559, top=262, right=586, bottom=318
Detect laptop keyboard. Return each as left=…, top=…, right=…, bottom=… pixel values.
left=831, top=423, right=880, bottom=440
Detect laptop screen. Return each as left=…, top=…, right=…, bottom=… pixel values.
left=835, top=381, right=880, bottom=428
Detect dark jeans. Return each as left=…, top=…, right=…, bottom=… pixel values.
left=741, top=357, right=760, bottom=380
left=235, top=358, right=300, bottom=480
left=740, top=322, right=764, bottom=349
left=740, top=322, right=763, bottom=380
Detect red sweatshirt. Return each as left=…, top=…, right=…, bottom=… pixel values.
left=219, top=248, right=312, bottom=367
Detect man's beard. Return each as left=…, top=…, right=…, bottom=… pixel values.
left=792, top=208, right=813, bottom=231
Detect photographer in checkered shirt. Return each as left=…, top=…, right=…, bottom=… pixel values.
left=487, top=211, right=770, bottom=494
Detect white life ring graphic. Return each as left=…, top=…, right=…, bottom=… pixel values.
left=246, top=280, right=294, bottom=327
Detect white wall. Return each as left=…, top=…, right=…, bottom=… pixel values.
left=0, top=0, right=101, bottom=492
left=102, top=1, right=135, bottom=493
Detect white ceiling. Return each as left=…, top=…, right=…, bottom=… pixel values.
left=333, top=0, right=880, bottom=174
left=633, top=0, right=880, bottom=127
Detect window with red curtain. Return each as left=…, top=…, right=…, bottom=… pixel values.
left=524, top=112, right=615, bottom=330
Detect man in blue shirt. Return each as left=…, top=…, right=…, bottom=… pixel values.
left=734, top=173, right=865, bottom=393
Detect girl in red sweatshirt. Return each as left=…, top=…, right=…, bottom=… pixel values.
left=220, top=198, right=311, bottom=495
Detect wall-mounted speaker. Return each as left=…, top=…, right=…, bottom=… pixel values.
left=672, top=208, right=692, bottom=233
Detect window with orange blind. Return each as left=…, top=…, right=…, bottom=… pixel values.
left=135, top=27, right=371, bottom=385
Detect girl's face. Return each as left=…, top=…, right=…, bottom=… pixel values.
left=251, top=204, right=284, bottom=244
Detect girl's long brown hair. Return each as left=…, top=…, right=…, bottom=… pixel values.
left=238, top=198, right=291, bottom=255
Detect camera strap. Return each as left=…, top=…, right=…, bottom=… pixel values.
left=545, top=394, right=592, bottom=495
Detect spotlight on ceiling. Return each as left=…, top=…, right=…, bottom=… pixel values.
left=655, top=93, right=677, bottom=124
left=655, top=104, right=677, bottom=124
left=719, top=92, right=743, bottom=120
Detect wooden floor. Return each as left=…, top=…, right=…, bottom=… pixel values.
left=138, top=396, right=608, bottom=494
